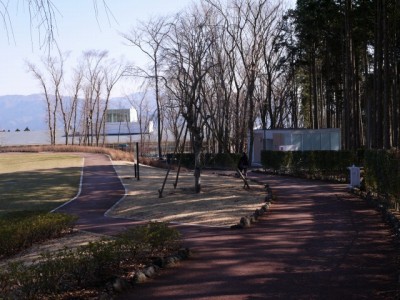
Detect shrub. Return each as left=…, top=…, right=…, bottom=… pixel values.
left=261, top=150, right=356, bottom=179
left=261, top=151, right=286, bottom=172
left=0, top=211, right=77, bottom=258
left=168, top=152, right=242, bottom=169
left=174, top=153, right=196, bottom=168
left=0, top=222, right=181, bottom=299
left=204, top=153, right=240, bottom=169
left=364, top=149, right=400, bottom=203
left=117, top=221, right=181, bottom=259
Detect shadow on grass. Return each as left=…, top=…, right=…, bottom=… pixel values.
left=0, top=167, right=81, bottom=216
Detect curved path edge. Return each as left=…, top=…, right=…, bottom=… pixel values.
left=54, top=153, right=400, bottom=299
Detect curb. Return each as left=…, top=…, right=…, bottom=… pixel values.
left=99, top=248, right=191, bottom=299
left=231, top=183, right=275, bottom=229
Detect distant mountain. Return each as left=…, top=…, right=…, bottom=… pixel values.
left=0, top=92, right=155, bottom=132
left=0, top=94, right=46, bottom=131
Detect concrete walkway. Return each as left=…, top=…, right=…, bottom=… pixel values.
left=55, top=154, right=399, bottom=299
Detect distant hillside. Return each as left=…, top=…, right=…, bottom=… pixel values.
left=0, top=94, right=46, bottom=131
left=0, top=93, right=153, bottom=132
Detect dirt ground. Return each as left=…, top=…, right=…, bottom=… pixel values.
left=109, top=162, right=266, bottom=227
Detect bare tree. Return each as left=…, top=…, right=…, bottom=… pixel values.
left=1, top=0, right=57, bottom=49
left=27, top=51, right=67, bottom=144
left=164, top=4, right=215, bottom=193
left=164, top=95, right=184, bottom=148
left=123, top=16, right=171, bottom=159
left=233, top=0, right=281, bottom=162
left=99, top=57, right=127, bottom=146
left=126, top=88, right=152, bottom=151
left=199, top=6, right=237, bottom=153
left=1, top=0, right=113, bottom=50
left=66, top=63, right=84, bottom=144
left=79, top=50, right=126, bottom=146
left=81, top=50, right=107, bottom=146
left=257, top=1, right=285, bottom=129
left=26, top=60, right=57, bottom=144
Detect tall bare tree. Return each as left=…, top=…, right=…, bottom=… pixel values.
left=123, top=16, right=171, bottom=159
left=81, top=50, right=106, bottom=146
left=99, top=58, right=127, bottom=146
left=67, top=64, right=84, bottom=144
left=78, top=50, right=126, bottom=146
left=207, top=0, right=284, bottom=160
left=164, top=3, right=215, bottom=193
left=126, top=88, right=152, bottom=151
left=27, top=51, right=66, bottom=144
left=27, top=60, right=57, bottom=144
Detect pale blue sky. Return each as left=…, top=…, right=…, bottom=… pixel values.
left=0, top=0, right=194, bottom=97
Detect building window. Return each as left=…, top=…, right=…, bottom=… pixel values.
left=106, top=110, right=130, bottom=123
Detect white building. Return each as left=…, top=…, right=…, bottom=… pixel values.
left=251, top=128, right=341, bottom=165
left=104, top=108, right=139, bottom=136
left=104, top=108, right=153, bottom=136
left=0, top=107, right=153, bottom=146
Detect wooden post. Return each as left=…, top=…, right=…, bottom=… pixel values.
left=237, top=168, right=250, bottom=189
left=158, top=167, right=171, bottom=198
left=136, top=142, right=140, bottom=181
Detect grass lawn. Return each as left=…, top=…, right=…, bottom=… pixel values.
left=0, top=153, right=82, bottom=216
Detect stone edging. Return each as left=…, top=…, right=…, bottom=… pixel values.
left=101, top=173, right=275, bottom=297
left=231, top=183, right=274, bottom=229
left=351, top=188, right=400, bottom=240
left=100, top=248, right=191, bottom=299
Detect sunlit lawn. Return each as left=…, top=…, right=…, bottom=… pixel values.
left=0, top=153, right=82, bottom=216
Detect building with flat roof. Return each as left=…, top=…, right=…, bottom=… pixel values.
left=251, top=128, right=341, bottom=165
left=106, top=108, right=137, bottom=123
left=0, top=107, right=153, bottom=146
left=104, top=108, right=141, bottom=136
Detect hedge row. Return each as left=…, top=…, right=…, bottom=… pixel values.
left=260, top=149, right=400, bottom=205
left=171, top=153, right=241, bottom=169
left=260, top=150, right=357, bottom=176
left=0, top=211, right=77, bottom=258
left=364, top=150, right=400, bottom=200
left=164, top=149, right=399, bottom=203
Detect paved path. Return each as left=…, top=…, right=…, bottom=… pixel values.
left=55, top=153, right=145, bottom=234
left=55, top=154, right=399, bottom=299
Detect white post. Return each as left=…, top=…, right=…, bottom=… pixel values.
left=348, top=164, right=360, bottom=188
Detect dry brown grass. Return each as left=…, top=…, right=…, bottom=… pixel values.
left=0, top=230, right=103, bottom=268
left=0, top=145, right=135, bottom=162
left=109, top=162, right=266, bottom=227
left=0, top=146, right=264, bottom=226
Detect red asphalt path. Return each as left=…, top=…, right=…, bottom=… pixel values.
left=55, top=154, right=399, bottom=299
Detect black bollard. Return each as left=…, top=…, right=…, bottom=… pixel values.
left=136, top=142, right=140, bottom=180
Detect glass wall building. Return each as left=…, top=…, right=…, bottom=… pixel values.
left=251, top=128, right=341, bottom=165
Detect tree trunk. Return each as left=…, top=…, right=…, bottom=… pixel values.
left=312, top=49, right=318, bottom=129
left=344, top=0, right=352, bottom=149
left=382, top=0, right=391, bottom=149
left=155, top=63, right=163, bottom=159
left=375, top=0, right=384, bottom=148
left=193, top=134, right=203, bottom=193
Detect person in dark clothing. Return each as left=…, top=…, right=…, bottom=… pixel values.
left=238, top=152, right=249, bottom=177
